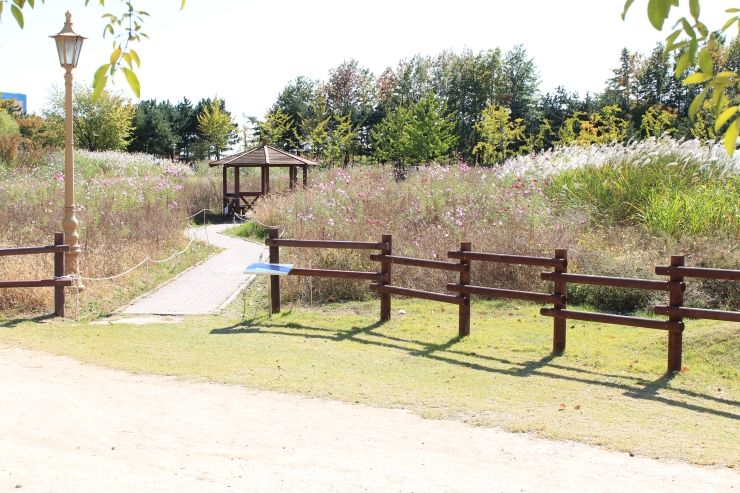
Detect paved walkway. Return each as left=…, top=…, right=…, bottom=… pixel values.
left=1, top=345, right=737, bottom=492
left=122, top=224, right=265, bottom=315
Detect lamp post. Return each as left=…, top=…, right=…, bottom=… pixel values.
left=51, top=12, right=85, bottom=279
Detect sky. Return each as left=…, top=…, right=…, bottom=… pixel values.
left=0, top=0, right=733, bottom=121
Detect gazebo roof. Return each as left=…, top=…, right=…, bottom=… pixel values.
left=209, top=145, right=320, bottom=167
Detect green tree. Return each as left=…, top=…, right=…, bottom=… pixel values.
left=473, top=104, right=526, bottom=164
left=45, top=84, right=134, bottom=151
left=129, top=99, right=179, bottom=157
left=405, top=94, right=457, bottom=163
left=640, top=104, right=677, bottom=137
left=371, top=105, right=411, bottom=168
left=258, top=109, right=298, bottom=150
left=0, top=111, right=19, bottom=136
left=331, top=113, right=358, bottom=167
left=197, top=99, right=237, bottom=160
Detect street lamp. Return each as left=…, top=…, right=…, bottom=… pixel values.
left=51, top=12, right=85, bottom=279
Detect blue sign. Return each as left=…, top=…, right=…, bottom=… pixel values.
left=244, top=262, right=293, bottom=275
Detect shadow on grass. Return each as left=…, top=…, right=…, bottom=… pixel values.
left=189, top=210, right=231, bottom=226
left=211, top=318, right=740, bottom=421
left=0, top=313, right=58, bottom=328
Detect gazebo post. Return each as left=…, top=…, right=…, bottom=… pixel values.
left=289, top=166, right=295, bottom=190
left=264, top=163, right=270, bottom=195
left=222, top=165, right=228, bottom=213
left=234, top=166, right=240, bottom=211
left=302, top=164, right=307, bottom=186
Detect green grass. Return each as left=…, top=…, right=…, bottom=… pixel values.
left=548, top=153, right=739, bottom=239
left=223, top=221, right=269, bottom=241
left=0, top=278, right=737, bottom=466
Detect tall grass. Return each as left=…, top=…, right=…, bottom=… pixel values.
left=252, top=139, right=738, bottom=311
left=0, top=151, right=213, bottom=316
left=543, top=138, right=739, bottom=238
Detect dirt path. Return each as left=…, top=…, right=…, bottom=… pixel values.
left=122, top=224, right=264, bottom=315
left=1, top=346, right=737, bottom=492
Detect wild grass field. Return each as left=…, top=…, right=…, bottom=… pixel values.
left=248, top=138, right=739, bottom=312
left=0, top=151, right=219, bottom=318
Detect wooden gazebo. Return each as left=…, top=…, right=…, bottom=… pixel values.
left=209, top=145, right=319, bottom=214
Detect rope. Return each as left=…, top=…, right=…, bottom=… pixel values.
left=75, top=237, right=196, bottom=282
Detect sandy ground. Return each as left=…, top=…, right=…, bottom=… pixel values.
left=0, top=345, right=738, bottom=493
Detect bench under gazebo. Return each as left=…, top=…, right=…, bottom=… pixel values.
left=210, top=145, right=319, bottom=214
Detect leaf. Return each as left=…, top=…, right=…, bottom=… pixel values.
left=688, top=89, right=708, bottom=119
left=647, top=0, right=670, bottom=30
left=715, top=106, right=738, bottom=132
left=721, top=16, right=738, bottom=32
left=689, top=0, right=700, bottom=19
left=180, top=0, right=186, bottom=10
left=723, top=120, right=738, bottom=156
left=683, top=72, right=712, bottom=85
left=675, top=52, right=691, bottom=78
left=109, top=47, right=122, bottom=65
left=680, top=18, right=696, bottom=39
left=10, top=4, right=23, bottom=28
left=698, top=48, right=713, bottom=74
left=621, top=0, right=635, bottom=20
left=122, top=67, right=140, bottom=98
left=129, top=49, right=141, bottom=67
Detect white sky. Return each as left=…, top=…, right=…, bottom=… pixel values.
left=0, top=0, right=733, bottom=120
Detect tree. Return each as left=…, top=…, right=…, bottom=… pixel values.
left=272, top=76, right=316, bottom=149
left=1, top=0, right=186, bottom=98
left=557, top=105, right=629, bottom=146
left=640, top=104, right=677, bottom=137
left=622, top=0, right=739, bottom=154
left=45, top=84, right=134, bottom=151
left=331, top=113, right=358, bottom=167
left=473, top=105, right=526, bottom=164
left=129, top=99, right=179, bottom=157
left=371, top=105, right=411, bottom=168
left=197, top=99, right=237, bottom=160
left=500, top=44, right=540, bottom=123
left=258, top=109, right=298, bottom=150
left=405, top=94, right=457, bottom=163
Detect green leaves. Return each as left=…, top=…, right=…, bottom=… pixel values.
left=93, top=64, right=110, bottom=100
left=10, top=4, right=24, bottom=27
left=715, top=107, right=738, bottom=132
left=723, top=120, right=739, bottom=155
left=647, top=0, right=673, bottom=30
left=122, top=67, right=140, bottom=98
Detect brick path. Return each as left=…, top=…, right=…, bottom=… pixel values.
left=122, top=224, right=265, bottom=315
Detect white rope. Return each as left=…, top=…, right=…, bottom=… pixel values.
left=76, top=236, right=196, bottom=282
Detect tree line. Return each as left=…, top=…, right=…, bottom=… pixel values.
left=2, top=38, right=737, bottom=169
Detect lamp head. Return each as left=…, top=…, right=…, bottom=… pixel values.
left=51, top=11, right=86, bottom=68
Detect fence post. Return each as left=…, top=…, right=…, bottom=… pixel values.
left=667, top=255, right=685, bottom=373
left=552, top=248, right=568, bottom=354
left=53, top=232, right=65, bottom=317
left=379, top=234, right=392, bottom=322
left=268, top=227, right=280, bottom=314
left=458, top=242, right=471, bottom=337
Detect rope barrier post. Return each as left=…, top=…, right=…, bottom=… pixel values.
left=667, top=255, right=685, bottom=373
left=457, top=242, right=471, bottom=337
left=53, top=232, right=65, bottom=317
left=552, top=248, right=568, bottom=354
left=268, top=227, right=281, bottom=314
left=379, top=234, right=392, bottom=322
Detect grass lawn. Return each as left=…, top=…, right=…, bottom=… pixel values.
left=0, top=277, right=737, bottom=467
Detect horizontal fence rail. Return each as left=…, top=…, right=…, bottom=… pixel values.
left=266, top=238, right=388, bottom=250
left=289, top=268, right=381, bottom=281
left=370, top=283, right=464, bottom=305
left=369, top=254, right=465, bottom=272
left=261, top=231, right=739, bottom=374
left=540, top=272, right=672, bottom=291
left=655, top=265, right=740, bottom=281
left=448, top=251, right=564, bottom=268
left=447, top=284, right=563, bottom=304
left=0, top=233, right=70, bottom=317
left=540, top=308, right=684, bottom=331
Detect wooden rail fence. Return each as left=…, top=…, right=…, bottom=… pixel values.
left=265, top=229, right=740, bottom=373
left=0, top=233, right=72, bottom=317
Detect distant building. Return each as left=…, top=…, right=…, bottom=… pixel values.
left=1, top=92, right=27, bottom=114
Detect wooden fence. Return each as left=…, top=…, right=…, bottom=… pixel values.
left=0, top=233, right=72, bottom=317
left=265, top=229, right=739, bottom=373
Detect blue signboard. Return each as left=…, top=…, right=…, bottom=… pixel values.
left=1, top=92, right=27, bottom=113
left=244, top=262, right=293, bottom=275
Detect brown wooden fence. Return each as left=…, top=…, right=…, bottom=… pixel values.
left=0, top=233, right=72, bottom=317
left=265, top=229, right=739, bottom=373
